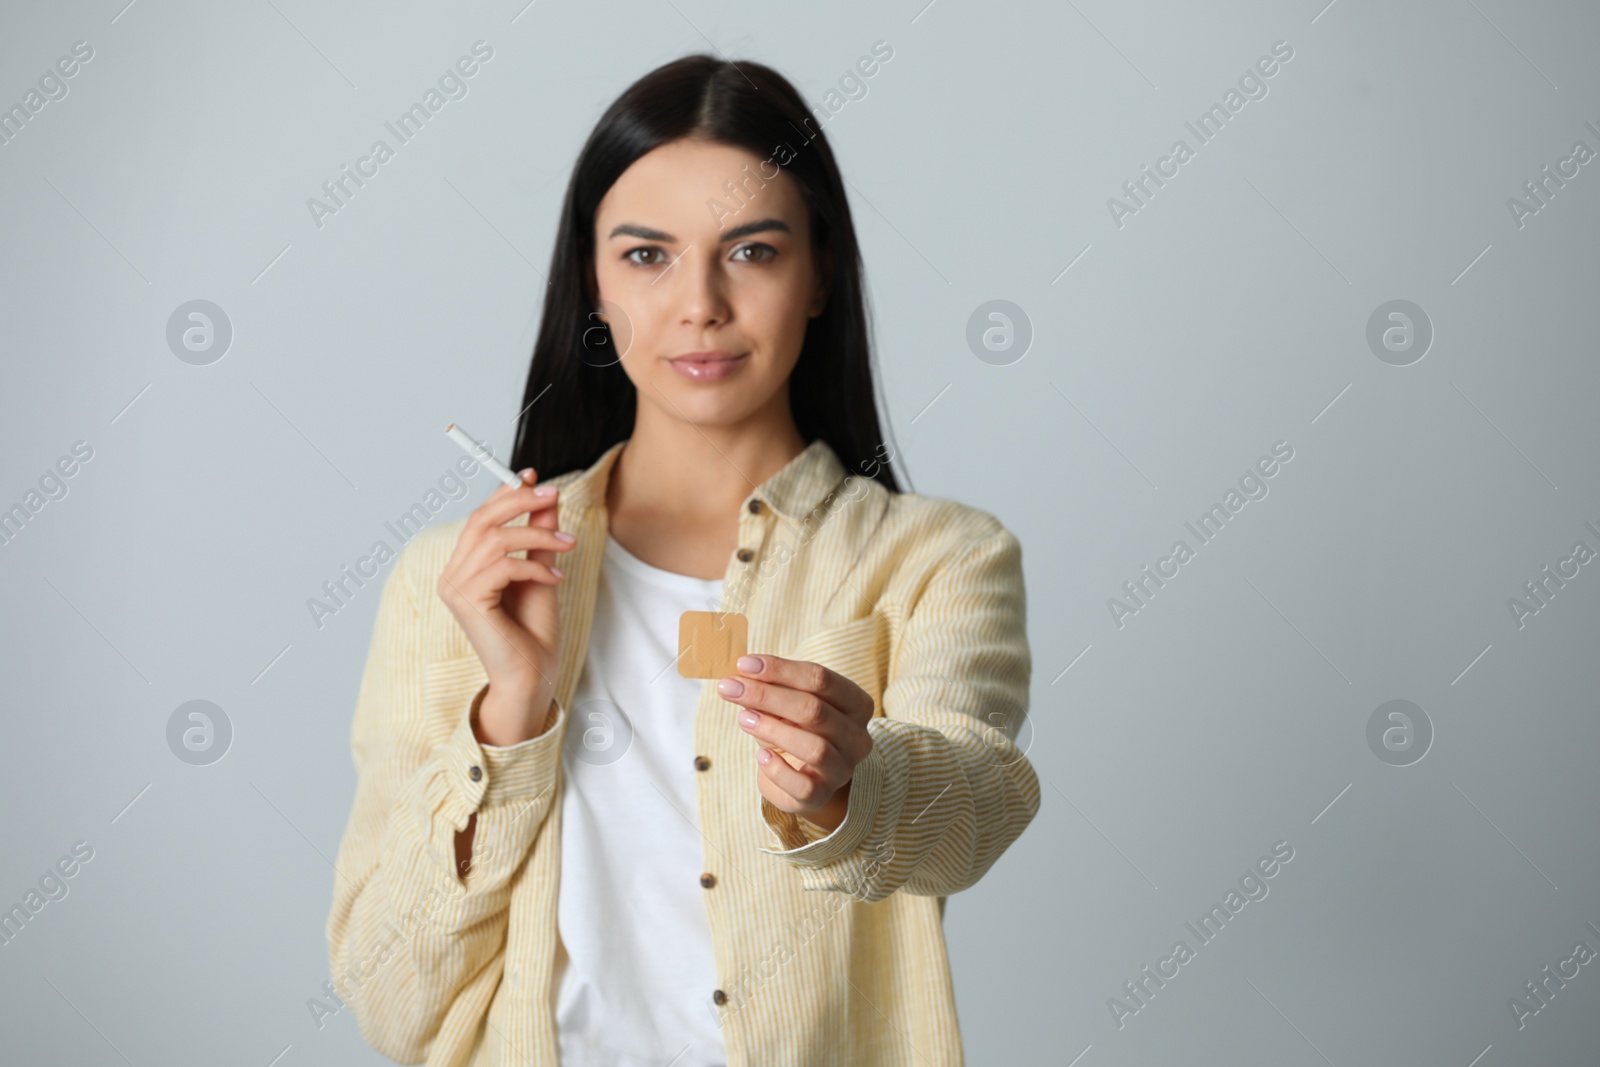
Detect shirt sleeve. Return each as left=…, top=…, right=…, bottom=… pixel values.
left=325, top=542, right=567, bottom=1062
left=756, top=520, right=1041, bottom=903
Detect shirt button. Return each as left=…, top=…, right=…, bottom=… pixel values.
left=712, top=989, right=728, bottom=1006
left=694, top=755, right=711, bottom=771
left=700, top=872, right=717, bottom=889
left=469, top=765, right=483, bottom=781
left=747, top=499, right=763, bottom=514
left=736, top=548, right=754, bottom=563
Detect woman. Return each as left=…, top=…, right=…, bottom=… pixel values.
left=327, top=53, right=1039, bottom=1066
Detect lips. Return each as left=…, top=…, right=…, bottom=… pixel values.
left=669, top=351, right=743, bottom=364
left=667, top=351, right=748, bottom=381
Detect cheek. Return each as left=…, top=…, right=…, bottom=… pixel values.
left=740, top=268, right=816, bottom=338
left=595, top=272, right=671, bottom=357
left=593, top=259, right=647, bottom=311
left=736, top=301, right=807, bottom=379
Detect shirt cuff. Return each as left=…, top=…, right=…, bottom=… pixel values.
left=755, top=741, right=884, bottom=868
left=443, top=681, right=566, bottom=810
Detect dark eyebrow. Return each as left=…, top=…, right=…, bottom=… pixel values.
left=721, top=218, right=791, bottom=241
left=606, top=218, right=792, bottom=243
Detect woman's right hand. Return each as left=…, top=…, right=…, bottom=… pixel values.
left=436, top=468, right=577, bottom=746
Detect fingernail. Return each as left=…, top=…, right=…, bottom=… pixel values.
left=533, top=484, right=556, bottom=497
left=550, top=565, right=564, bottom=578
left=736, top=655, right=763, bottom=674
left=518, top=467, right=534, bottom=482
left=554, top=531, right=576, bottom=542
left=756, top=749, right=773, bottom=765
left=718, top=677, right=745, bottom=698
left=738, top=709, right=759, bottom=728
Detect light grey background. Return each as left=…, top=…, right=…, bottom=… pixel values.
left=2, top=0, right=1597, bottom=1064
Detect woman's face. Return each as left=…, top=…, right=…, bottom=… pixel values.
left=591, top=137, right=828, bottom=427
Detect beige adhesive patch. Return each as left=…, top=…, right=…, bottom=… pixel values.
left=678, top=611, right=748, bottom=678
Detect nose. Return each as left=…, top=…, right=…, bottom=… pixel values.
left=663, top=245, right=732, bottom=329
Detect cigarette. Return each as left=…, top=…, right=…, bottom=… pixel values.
left=444, top=423, right=525, bottom=489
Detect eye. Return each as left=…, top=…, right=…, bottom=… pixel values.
left=731, top=243, right=777, bottom=263
left=624, top=246, right=667, bottom=267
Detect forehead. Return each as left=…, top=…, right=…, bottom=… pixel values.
left=596, top=138, right=806, bottom=234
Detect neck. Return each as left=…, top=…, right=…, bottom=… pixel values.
left=605, top=401, right=807, bottom=522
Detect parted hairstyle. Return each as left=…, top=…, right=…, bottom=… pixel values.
left=507, top=53, right=905, bottom=493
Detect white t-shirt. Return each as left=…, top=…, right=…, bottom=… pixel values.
left=552, top=531, right=728, bottom=1067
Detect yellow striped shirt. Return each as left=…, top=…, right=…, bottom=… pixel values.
left=326, top=436, right=1040, bottom=1065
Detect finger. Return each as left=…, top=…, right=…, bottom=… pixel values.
left=485, top=466, right=536, bottom=501
left=523, top=478, right=562, bottom=573
left=493, top=525, right=577, bottom=555
left=737, top=709, right=846, bottom=778
left=457, top=521, right=563, bottom=579
left=464, top=483, right=563, bottom=559
left=754, top=771, right=804, bottom=815
left=483, top=556, right=563, bottom=588
left=721, top=672, right=852, bottom=740
left=438, top=556, right=561, bottom=611
left=735, top=653, right=873, bottom=719
left=466, top=479, right=560, bottom=535
left=462, top=525, right=576, bottom=575
left=755, top=747, right=831, bottom=807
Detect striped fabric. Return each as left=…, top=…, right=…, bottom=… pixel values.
left=326, top=436, right=1040, bottom=1065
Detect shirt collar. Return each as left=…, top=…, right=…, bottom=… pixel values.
left=561, top=437, right=849, bottom=527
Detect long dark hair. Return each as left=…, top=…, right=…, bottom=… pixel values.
left=508, top=53, right=905, bottom=494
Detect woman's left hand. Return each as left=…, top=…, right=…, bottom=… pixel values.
left=717, top=653, right=875, bottom=833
